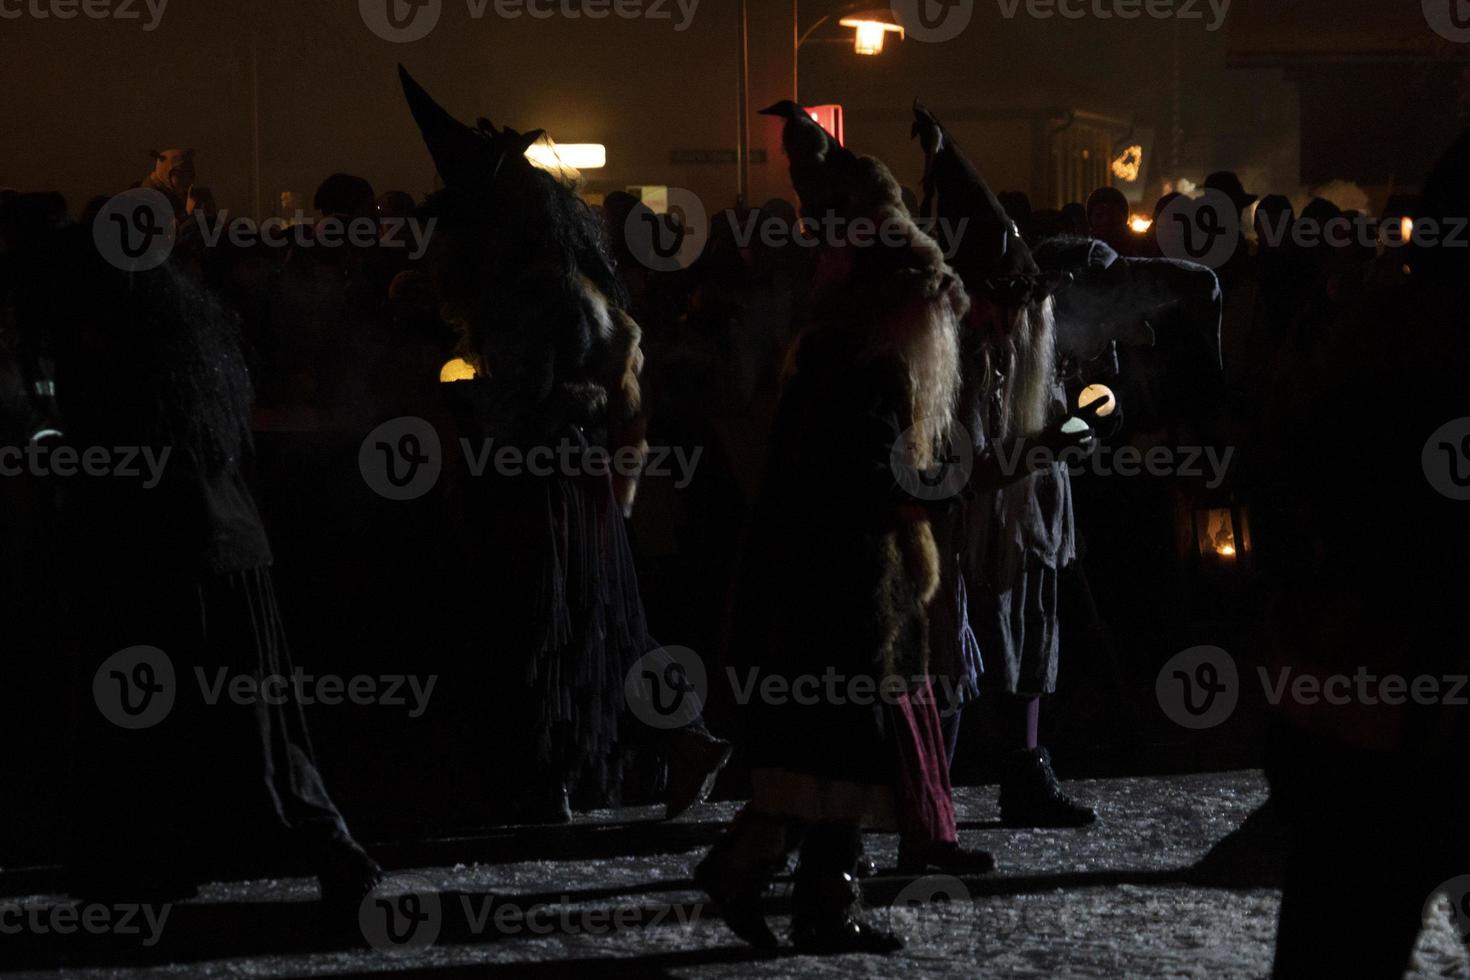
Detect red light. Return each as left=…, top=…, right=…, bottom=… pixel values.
left=805, top=104, right=845, bottom=147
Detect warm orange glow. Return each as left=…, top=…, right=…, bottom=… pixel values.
left=1197, top=507, right=1244, bottom=561
left=806, top=104, right=846, bottom=146
left=440, top=358, right=477, bottom=383
left=1400, top=215, right=1414, bottom=243
left=1112, top=144, right=1144, bottom=182
left=525, top=142, right=607, bottom=171
left=1129, top=214, right=1154, bottom=234
left=839, top=16, right=904, bottom=55
left=1079, top=384, right=1117, bottom=418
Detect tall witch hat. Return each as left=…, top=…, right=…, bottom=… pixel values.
left=399, top=65, right=544, bottom=190
left=758, top=100, right=859, bottom=217
left=912, top=101, right=1061, bottom=303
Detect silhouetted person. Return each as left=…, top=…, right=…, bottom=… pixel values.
left=44, top=224, right=381, bottom=912
left=1061, top=200, right=1089, bottom=238
left=1086, top=186, right=1139, bottom=257
left=696, top=101, right=971, bottom=954
left=1256, top=129, right=1470, bottom=980
left=399, top=67, right=728, bottom=825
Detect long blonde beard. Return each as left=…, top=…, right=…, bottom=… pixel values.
left=993, top=296, right=1057, bottom=442
left=894, top=296, right=964, bottom=469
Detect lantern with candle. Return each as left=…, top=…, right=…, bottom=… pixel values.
left=1191, top=500, right=1252, bottom=566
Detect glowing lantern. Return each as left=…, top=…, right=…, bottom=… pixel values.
left=839, top=14, right=904, bottom=55
left=1111, top=144, right=1144, bottom=183
left=1192, top=504, right=1251, bottom=565
left=440, top=358, right=478, bottom=383
left=1129, top=215, right=1154, bottom=234
left=1078, top=384, right=1117, bottom=418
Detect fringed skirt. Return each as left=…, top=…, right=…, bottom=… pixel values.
left=478, top=470, right=650, bottom=803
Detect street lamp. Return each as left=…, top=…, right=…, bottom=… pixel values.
left=838, top=12, right=906, bottom=55
left=794, top=4, right=906, bottom=101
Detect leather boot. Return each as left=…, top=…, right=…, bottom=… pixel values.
left=665, top=727, right=732, bottom=820
left=790, top=823, right=903, bottom=954
left=999, top=747, right=1097, bottom=828
left=693, top=807, right=789, bottom=948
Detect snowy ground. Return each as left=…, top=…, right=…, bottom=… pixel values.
left=2, top=771, right=1467, bottom=979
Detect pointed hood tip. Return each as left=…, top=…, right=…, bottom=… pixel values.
left=759, top=100, right=801, bottom=119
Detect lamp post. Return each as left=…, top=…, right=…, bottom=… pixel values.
left=737, top=0, right=751, bottom=207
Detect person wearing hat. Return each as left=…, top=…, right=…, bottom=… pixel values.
left=1204, top=170, right=1259, bottom=215
left=914, top=102, right=1104, bottom=830
left=694, top=101, right=977, bottom=953
left=397, top=67, right=730, bottom=826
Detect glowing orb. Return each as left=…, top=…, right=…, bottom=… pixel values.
left=1079, top=384, right=1117, bottom=418
left=439, top=358, right=477, bottom=383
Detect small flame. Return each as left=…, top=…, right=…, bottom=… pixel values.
left=1217, top=544, right=1237, bottom=558
left=1129, top=214, right=1154, bottom=234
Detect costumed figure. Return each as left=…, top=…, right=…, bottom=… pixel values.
left=1254, top=131, right=1470, bottom=979
left=695, top=101, right=972, bottom=953
left=914, top=103, right=1103, bottom=828
left=399, top=67, right=728, bottom=824
left=47, top=222, right=382, bottom=913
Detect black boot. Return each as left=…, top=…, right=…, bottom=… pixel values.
left=693, top=808, right=788, bottom=949
left=664, top=727, right=733, bottom=820
left=790, top=823, right=903, bottom=955
left=999, top=747, right=1097, bottom=828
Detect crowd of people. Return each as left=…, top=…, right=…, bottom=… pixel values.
left=2, top=67, right=1467, bottom=972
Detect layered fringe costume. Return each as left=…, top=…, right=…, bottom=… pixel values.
left=398, top=68, right=664, bottom=812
